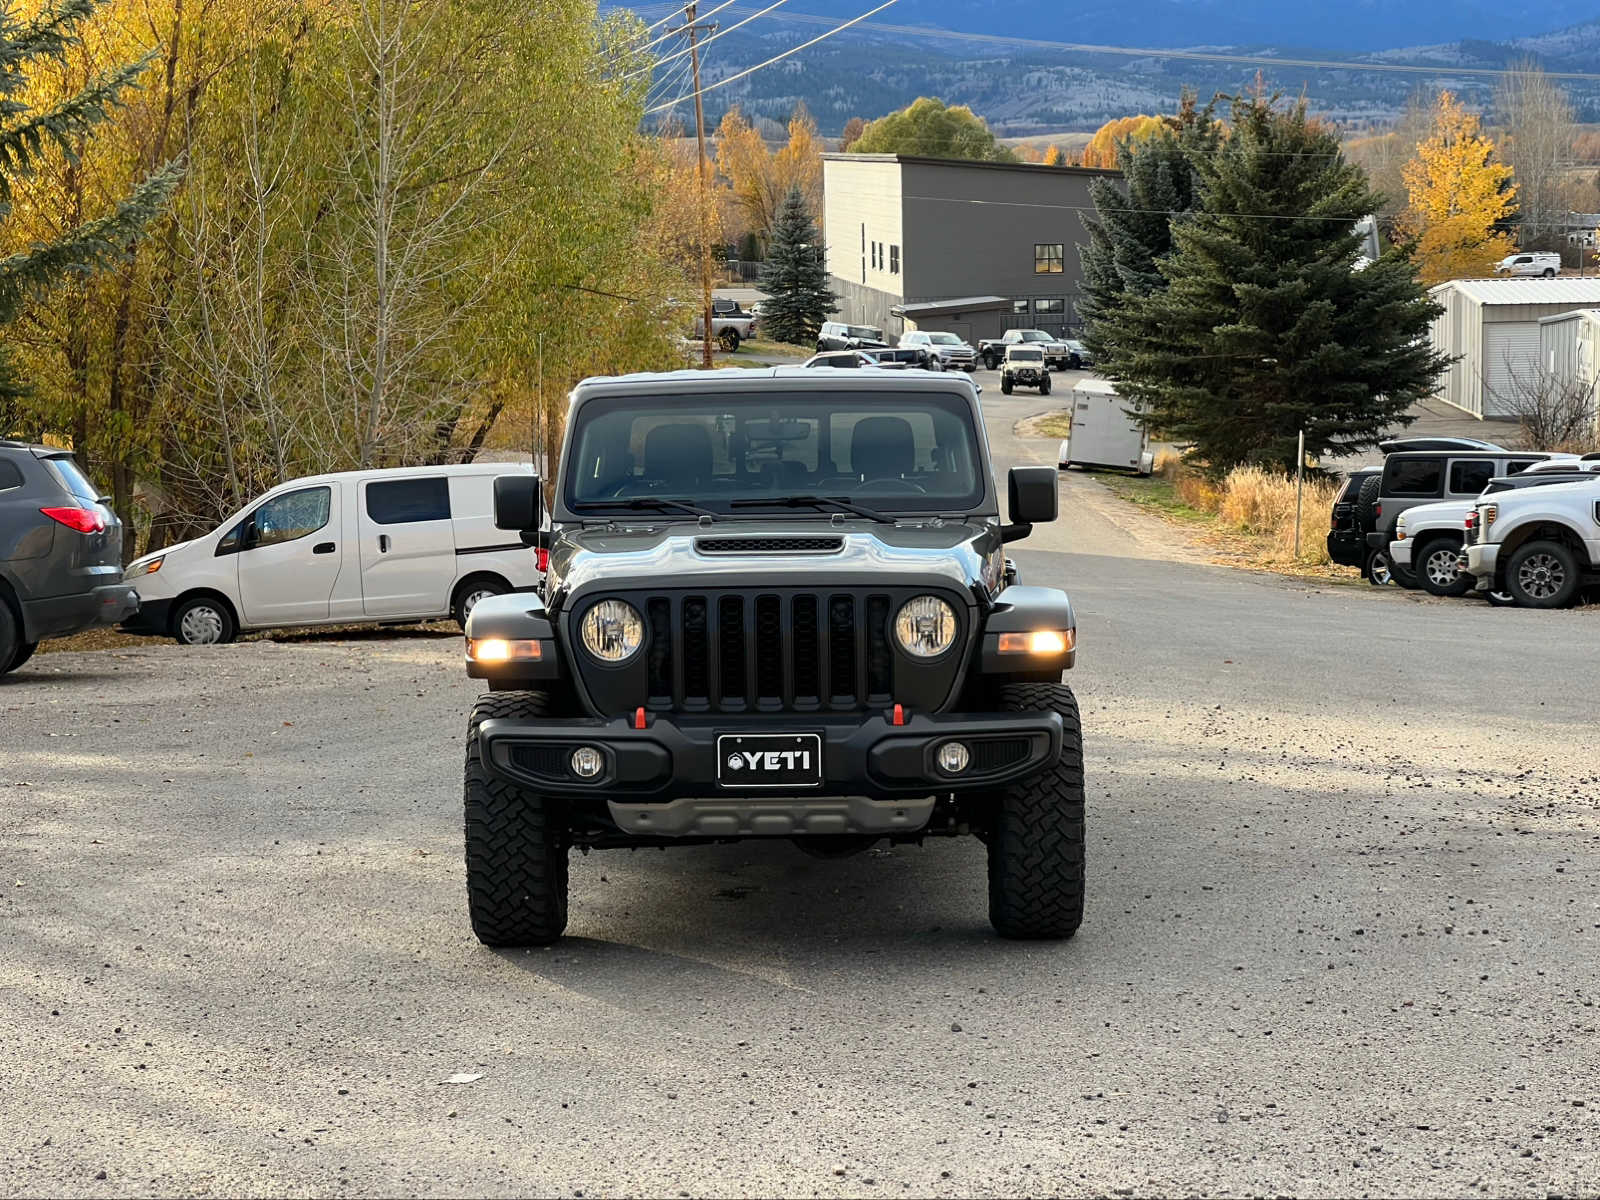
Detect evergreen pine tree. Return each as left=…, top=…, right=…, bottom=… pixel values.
left=0, top=0, right=181, bottom=409
left=1079, top=92, right=1219, bottom=372
left=758, top=186, right=837, bottom=346
left=1103, top=94, right=1448, bottom=472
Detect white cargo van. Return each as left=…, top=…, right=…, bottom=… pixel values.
left=1057, top=378, right=1154, bottom=475
left=121, top=464, right=544, bottom=645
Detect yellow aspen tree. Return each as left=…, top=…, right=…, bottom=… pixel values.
left=1396, top=91, right=1517, bottom=285
left=1042, top=144, right=1064, bottom=166
left=1080, top=114, right=1168, bottom=168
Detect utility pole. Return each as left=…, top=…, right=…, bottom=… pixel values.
left=685, top=1, right=716, bottom=369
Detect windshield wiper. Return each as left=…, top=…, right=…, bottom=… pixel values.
left=729, top=494, right=895, bottom=524
left=577, top=497, right=719, bottom=520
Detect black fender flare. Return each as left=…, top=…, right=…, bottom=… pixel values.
left=980, top=584, right=1076, bottom=672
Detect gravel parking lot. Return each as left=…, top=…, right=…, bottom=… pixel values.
left=3, top=399, right=1598, bottom=1197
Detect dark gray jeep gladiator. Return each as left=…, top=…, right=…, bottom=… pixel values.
left=461, top=368, right=1084, bottom=944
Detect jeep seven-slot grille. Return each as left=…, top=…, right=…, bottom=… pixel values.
left=642, top=591, right=897, bottom=713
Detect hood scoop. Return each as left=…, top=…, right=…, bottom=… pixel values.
left=695, top=535, right=844, bottom=555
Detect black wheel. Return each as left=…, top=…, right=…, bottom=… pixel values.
left=8, top=641, right=37, bottom=672
left=1000, top=377, right=1013, bottom=395
left=1415, top=536, right=1473, bottom=597
left=719, top=328, right=740, bottom=352
left=1543, top=267, right=1556, bottom=277
left=986, top=681, right=1086, bottom=940
left=0, top=602, right=20, bottom=676
left=1039, top=374, right=1052, bottom=394
left=1504, top=539, right=1581, bottom=608
left=1068, top=355, right=1081, bottom=370
left=1365, top=546, right=1396, bottom=587
left=464, top=691, right=569, bottom=946
left=1483, top=589, right=1516, bottom=607
left=983, top=352, right=998, bottom=370
left=172, top=595, right=236, bottom=645
left=453, top=576, right=509, bottom=628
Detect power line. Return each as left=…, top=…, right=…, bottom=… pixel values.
left=707, top=6, right=1600, bottom=83
left=626, top=0, right=742, bottom=57
left=643, top=0, right=901, bottom=116
left=903, top=193, right=1380, bottom=224
left=623, top=0, right=792, bottom=82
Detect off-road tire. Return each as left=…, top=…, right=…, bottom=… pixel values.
left=986, top=681, right=1086, bottom=940
left=464, top=690, right=569, bottom=946
left=1355, top=475, right=1380, bottom=534
left=719, top=328, right=740, bottom=352
left=0, top=602, right=19, bottom=676
left=1415, top=535, right=1473, bottom=597
left=1000, top=377, right=1014, bottom=395
left=1504, top=539, right=1582, bottom=608
left=1039, top=374, right=1052, bottom=395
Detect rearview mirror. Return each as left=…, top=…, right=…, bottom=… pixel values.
left=1008, top=466, right=1059, bottom=525
left=494, top=473, right=541, bottom=532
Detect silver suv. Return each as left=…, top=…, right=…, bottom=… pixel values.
left=900, top=330, right=977, bottom=371
left=0, top=441, right=139, bottom=675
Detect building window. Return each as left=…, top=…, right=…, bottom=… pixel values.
left=1035, top=298, right=1064, bottom=315
left=1011, top=299, right=1030, bottom=315
left=889, top=245, right=900, bottom=274
left=1034, top=243, right=1064, bottom=274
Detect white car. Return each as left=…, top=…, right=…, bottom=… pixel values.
left=121, top=463, right=545, bottom=645
left=1464, top=474, right=1600, bottom=607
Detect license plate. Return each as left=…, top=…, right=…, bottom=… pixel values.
left=717, top=734, right=822, bottom=788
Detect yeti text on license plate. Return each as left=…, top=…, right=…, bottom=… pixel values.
left=716, top=734, right=823, bottom=788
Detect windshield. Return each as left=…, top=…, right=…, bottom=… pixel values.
left=1018, top=331, right=1048, bottom=342
left=1010, top=349, right=1044, bottom=362
left=566, top=390, right=985, bottom=514
left=928, top=333, right=961, bottom=345
left=847, top=325, right=882, bottom=340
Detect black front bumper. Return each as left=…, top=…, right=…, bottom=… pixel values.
left=22, top=583, right=140, bottom=641
left=478, top=709, right=1063, bottom=836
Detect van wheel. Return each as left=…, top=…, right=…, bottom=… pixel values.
left=172, top=595, right=236, bottom=645
left=454, top=577, right=509, bottom=628
left=1505, top=539, right=1581, bottom=608
left=1416, top=537, right=1473, bottom=597
left=986, top=682, right=1086, bottom=940
left=464, top=691, right=569, bottom=947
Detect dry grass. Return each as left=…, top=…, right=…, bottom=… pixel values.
left=1133, top=453, right=1342, bottom=571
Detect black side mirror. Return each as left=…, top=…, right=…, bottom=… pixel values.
left=1008, top=466, right=1059, bottom=524
left=494, top=474, right=541, bottom=532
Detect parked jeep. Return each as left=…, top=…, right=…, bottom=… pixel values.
left=999, top=346, right=1051, bottom=394
left=1464, top=474, right=1600, bottom=607
left=460, top=369, right=1084, bottom=945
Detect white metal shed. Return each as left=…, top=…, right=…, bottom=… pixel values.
left=1428, top=278, right=1600, bottom=418
left=1537, top=308, right=1600, bottom=437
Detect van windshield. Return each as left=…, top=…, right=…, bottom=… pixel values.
left=565, top=390, right=985, bottom=515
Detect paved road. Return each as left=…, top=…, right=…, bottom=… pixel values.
left=4, top=388, right=1598, bottom=1197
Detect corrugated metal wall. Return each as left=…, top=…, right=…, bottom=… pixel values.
left=1484, top=323, right=1541, bottom=417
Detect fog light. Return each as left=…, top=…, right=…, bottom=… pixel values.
left=936, top=741, right=970, bottom=774
left=570, top=746, right=603, bottom=778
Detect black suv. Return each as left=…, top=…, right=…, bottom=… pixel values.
left=459, top=369, right=1084, bottom=946
left=0, top=441, right=139, bottom=675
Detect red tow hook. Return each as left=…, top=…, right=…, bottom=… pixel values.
left=892, top=703, right=906, bottom=727
left=634, top=706, right=648, bottom=729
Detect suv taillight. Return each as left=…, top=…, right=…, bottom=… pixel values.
left=40, top=505, right=106, bottom=534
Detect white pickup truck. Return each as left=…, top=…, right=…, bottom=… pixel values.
left=1392, top=461, right=1600, bottom=599
left=1462, top=472, right=1600, bottom=607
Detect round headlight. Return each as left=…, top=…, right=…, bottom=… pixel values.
left=894, top=595, right=957, bottom=658
left=580, top=599, right=643, bottom=663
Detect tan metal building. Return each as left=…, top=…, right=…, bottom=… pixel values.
left=1429, top=277, right=1600, bottom=418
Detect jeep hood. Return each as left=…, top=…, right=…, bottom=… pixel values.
left=547, top=520, right=1003, bottom=604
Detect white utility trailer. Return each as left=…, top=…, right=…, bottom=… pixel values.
left=1057, top=377, right=1154, bottom=475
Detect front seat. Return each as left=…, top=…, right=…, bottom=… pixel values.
left=849, top=416, right=916, bottom=481
left=642, top=423, right=713, bottom=491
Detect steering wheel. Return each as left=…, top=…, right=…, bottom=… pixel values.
left=856, top=477, right=927, bottom=495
